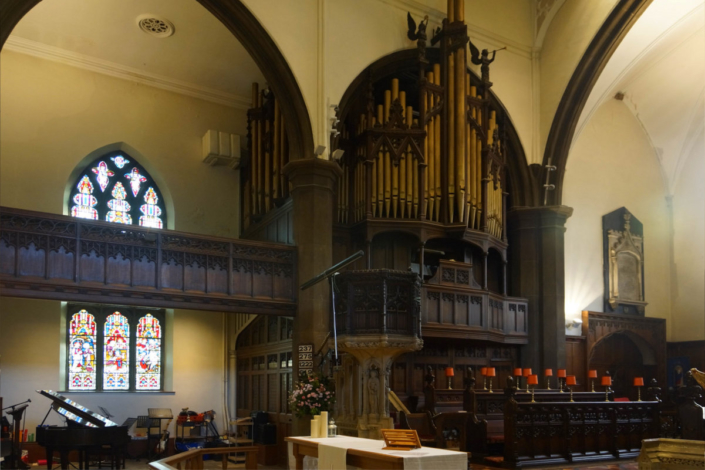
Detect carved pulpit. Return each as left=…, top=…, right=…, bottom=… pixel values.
left=603, top=207, right=647, bottom=315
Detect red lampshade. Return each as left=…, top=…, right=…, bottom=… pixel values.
left=445, top=367, right=455, bottom=377
left=544, top=369, right=553, bottom=377
left=588, top=370, right=598, bottom=379
left=514, top=368, right=523, bottom=376
left=486, top=367, right=496, bottom=377
left=528, top=374, right=539, bottom=385
left=481, top=367, right=488, bottom=376
left=522, top=368, right=532, bottom=377
left=566, top=376, right=577, bottom=386
left=633, top=377, right=644, bottom=387
left=601, top=376, right=612, bottom=386
left=557, top=369, right=567, bottom=378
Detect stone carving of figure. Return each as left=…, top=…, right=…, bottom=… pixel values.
left=368, top=366, right=380, bottom=416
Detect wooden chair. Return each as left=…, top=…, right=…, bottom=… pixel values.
left=399, top=411, right=438, bottom=447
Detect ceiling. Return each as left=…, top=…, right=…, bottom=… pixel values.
left=575, top=0, right=705, bottom=195
left=5, top=0, right=266, bottom=108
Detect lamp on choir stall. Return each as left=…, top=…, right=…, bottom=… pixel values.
left=633, top=377, right=644, bottom=402
left=588, top=370, right=598, bottom=392
left=565, top=375, right=577, bottom=402
left=544, top=369, right=553, bottom=390
left=514, top=368, right=523, bottom=389
left=486, top=368, right=496, bottom=393
left=601, top=375, right=612, bottom=402
left=481, top=367, right=488, bottom=390
left=523, top=368, right=532, bottom=392
left=528, top=374, right=539, bottom=403
left=557, top=369, right=567, bottom=393
left=445, top=367, right=455, bottom=390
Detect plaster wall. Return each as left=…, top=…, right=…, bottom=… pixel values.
left=563, top=99, right=672, bottom=337
left=670, top=132, right=705, bottom=341
left=539, top=0, right=618, bottom=161
left=0, top=50, right=244, bottom=238
left=0, top=297, right=226, bottom=436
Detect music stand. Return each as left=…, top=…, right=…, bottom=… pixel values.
left=147, top=408, right=173, bottom=459
left=4, top=403, right=30, bottom=469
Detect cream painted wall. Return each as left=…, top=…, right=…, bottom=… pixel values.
left=670, top=132, right=705, bottom=341
left=0, top=297, right=226, bottom=435
left=0, top=50, right=244, bottom=238
left=539, top=0, right=618, bottom=162
left=563, top=99, right=672, bottom=337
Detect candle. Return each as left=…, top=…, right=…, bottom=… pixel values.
left=566, top=376, right=576, bottom=386
left=633, top=377, right=644, bottom=387
left=514, top=368, right=522, bottom=376
left=557, top=369, right=566, bottom=378
left=544, top=369, right=553, bottom=377
left=601, top=376, right=612, bottom=386
left=588, top=370, right=597, bottom=379
left=522, top=368, right=532, bottom=377
left=320, top=411, right=328, bottom=438
left=445, top=367, right=455, bottom=377
left=527, top=374, right=538, bottom=385
left=311, top=418, right=320, bottom=438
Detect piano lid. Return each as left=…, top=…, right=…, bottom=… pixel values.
left=37, top=390, right=118, bottom=428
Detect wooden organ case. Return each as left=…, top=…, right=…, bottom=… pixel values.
left=329, top=1, right=529, bottom=412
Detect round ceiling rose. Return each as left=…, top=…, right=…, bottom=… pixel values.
left=137, top=15, right=175, bottom=38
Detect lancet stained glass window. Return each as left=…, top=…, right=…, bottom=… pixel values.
left=103, top=312, right=130, bottom=390
left=69, top=310, right=97, bottom=390
left=69, top=151, right=166, bottom=228
left=136, top=314, right=162, bottom=390
left=66, top=306, right=165, bottom=392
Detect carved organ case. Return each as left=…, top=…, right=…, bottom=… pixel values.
left=603, top=207, right=647, bottom=315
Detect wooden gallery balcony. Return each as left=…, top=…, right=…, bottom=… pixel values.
left=0, top=207, right=296, bottom=315
left=422, top=260, right=528, bottom=343
left=332, top=265, right=527, bottom=344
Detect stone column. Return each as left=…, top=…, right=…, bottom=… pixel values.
left=508, top=205, right=573, bottom=375
left=283, top=158, right=342, bottom=435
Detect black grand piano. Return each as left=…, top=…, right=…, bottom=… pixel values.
left=35, top=390, right=130, bottom=470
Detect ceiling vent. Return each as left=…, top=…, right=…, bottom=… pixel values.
left=137, top=15, right=175, bottom=38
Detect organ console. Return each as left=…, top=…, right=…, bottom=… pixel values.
left=35, top=390, right=130, bottom=470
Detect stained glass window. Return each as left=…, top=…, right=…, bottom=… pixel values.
left=136, top=314, right=161, bottom=390
left=69, top=310, right=97, bottom=390
left=103, top=312, right=130, bottom=390
left=66, top=306, right=165, bottom=392
left=68, top=151, right=166, bottom=227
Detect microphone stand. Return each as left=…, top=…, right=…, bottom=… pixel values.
left=301, top=250, right=364, bottom=370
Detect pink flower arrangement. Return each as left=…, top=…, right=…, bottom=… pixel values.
left=288, top=371, right=335, bottom=417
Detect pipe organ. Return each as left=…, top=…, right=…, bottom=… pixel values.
left=242, top=83, right=290, bottom=231
left=334, top=0, right=506, bottom=240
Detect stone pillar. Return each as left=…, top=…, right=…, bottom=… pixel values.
left=508, top=205, right=573, bottom=375
left=283, top=158, right=342, bottom=435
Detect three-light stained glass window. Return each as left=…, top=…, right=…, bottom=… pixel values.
left=66, top=306, right=164, bottom=391
left=69, top=152, right=166, bottom=229
left=69, top=310, right=97, bottom=390
left=136, top=314, right=162, bottom=390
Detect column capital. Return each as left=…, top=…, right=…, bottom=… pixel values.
left=283, top=158, right=343, bottom=194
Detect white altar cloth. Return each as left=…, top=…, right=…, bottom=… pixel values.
left=287, top=435, right=467, bottom=470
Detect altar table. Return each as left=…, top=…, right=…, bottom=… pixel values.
left=286, top=435, right=468, bottom=470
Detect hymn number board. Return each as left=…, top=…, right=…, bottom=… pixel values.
left=298, top=344, right=313, bottom=372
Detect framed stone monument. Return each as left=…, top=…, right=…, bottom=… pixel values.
left=603, top=207, right=647, bottom=315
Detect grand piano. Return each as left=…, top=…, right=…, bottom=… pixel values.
left=35, top=390, right=130, bottom=470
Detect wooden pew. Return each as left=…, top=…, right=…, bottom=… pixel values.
left=678, top=371, right=705, bottom=440
left=502, top=386, right=659, bottom=467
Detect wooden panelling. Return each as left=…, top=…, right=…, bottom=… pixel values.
left=668, top=341, right=705, bottom=372
left=565, top=336, right=587, bottom=391
left=0, top=207, right=296, bottom=315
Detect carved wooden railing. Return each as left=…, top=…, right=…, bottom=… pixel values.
left=334, top=270, right=420, bottom=337
left=0, top=207, right=296, bottom=315
left=422, top=260, right=528, bottom=342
